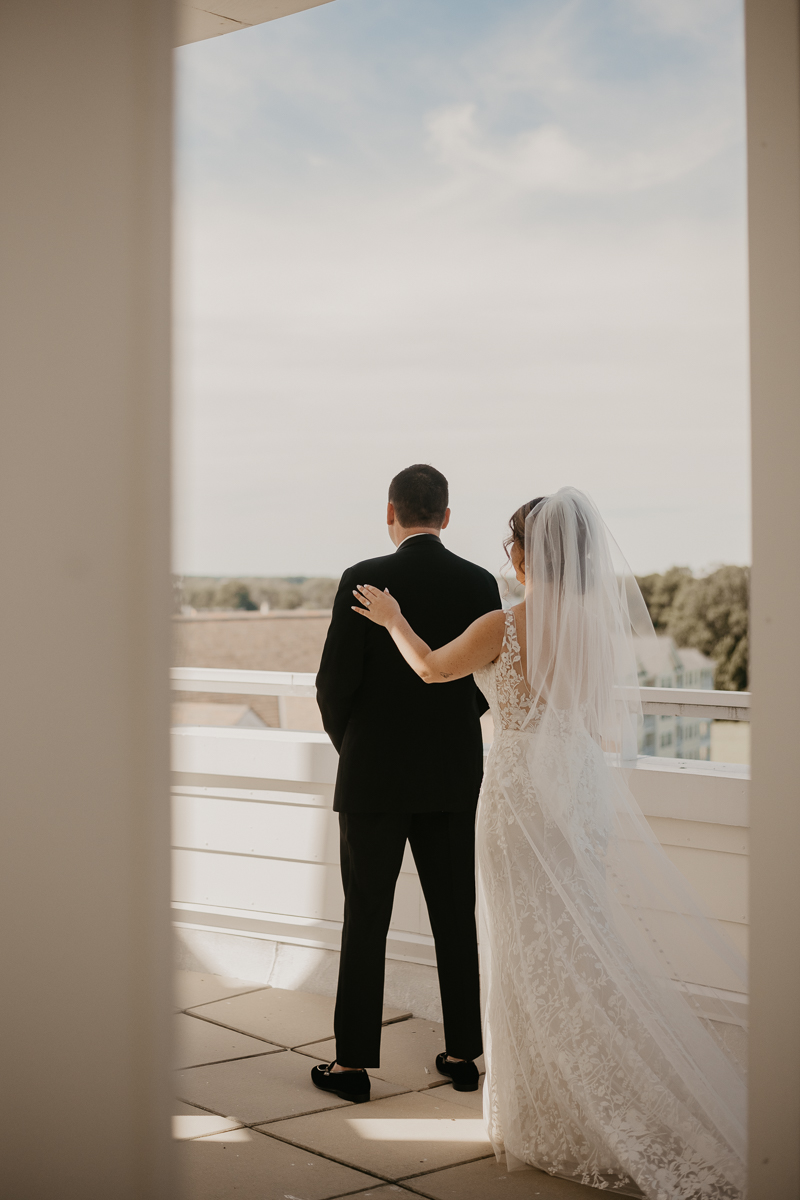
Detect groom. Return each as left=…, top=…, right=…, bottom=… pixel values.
left=312, top=464, right=501, bottom=1103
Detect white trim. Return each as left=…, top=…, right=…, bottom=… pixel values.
left=171, top=667, right=317, bottom=697
left=171, top=902, right=437, bottom=967
left=170, top=667, right=751, bottom=719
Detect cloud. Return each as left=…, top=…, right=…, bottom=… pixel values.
left=174, top=0, right=749, bottom=578
left=425, top=102, right=735, bottom=196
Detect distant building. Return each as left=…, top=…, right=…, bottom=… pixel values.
left=634, top=636, right=716, bottom=760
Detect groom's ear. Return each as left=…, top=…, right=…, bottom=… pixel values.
left=440, top=508, right=451, bottom=531
left=387, top=501, right=396, bottom=527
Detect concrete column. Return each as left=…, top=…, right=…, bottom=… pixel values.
left=0, top=3, right=174, bottom=1197
left=746, top=1, right=800, bottom=1194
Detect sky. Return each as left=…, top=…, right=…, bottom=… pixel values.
left=174, top=0, right=749, bottom=580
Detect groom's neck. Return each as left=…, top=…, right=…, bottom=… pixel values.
left=390, top=524, right=442, bottom=548
left=386, top=500, right=450, bottom=547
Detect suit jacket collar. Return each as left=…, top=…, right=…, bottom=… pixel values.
left=395, top=533, right=443, bottom=553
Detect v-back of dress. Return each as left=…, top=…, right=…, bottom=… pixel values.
left=475, top=607, right=542, bottom=732
left=473, top=610, right=745, bottom=1200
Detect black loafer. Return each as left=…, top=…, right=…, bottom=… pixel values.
left=435, top=1052, right=480, bottom=1092
left=311, top=1061, right=371, bottom=1103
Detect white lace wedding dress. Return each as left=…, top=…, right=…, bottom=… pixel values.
left=474, top=607, right=747, bottom=1200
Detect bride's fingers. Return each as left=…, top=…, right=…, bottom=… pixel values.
left=352, top=589, right=380, bottom=609
left=352, top=583, right=393, bottom=614
left=351, top=605, right=371, bottom=617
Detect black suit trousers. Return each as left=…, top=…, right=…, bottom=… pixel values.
left=334, top=809, right=483, bottom=1068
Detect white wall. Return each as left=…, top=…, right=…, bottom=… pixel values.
left=0, top=3, right=173, bottom=1195
left=172, top=728, right=749, bottom=1005
left=745, top=1, right=800, bottom=1193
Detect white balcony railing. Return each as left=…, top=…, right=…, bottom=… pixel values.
left=170, top=669, right=750, bottom=1015
left=172, top=666, right=318, bottom=698
left=639, top=687, right=749, bottom=721
left=171, top=667, right=751, bottom=720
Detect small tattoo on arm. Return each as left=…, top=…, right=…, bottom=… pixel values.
left=440, top=671, right=454, bottom=679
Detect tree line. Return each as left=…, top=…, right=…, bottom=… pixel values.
left=174, top=564, right=750, bottom=692
left=635, top=565, right=749, bottom=691
left=175, top=575, right=339, bottom=613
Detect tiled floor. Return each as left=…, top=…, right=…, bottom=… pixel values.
left=175, top=970, right=598, bottom=1200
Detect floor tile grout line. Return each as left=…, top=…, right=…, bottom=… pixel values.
left=178, top=1101, right=352, bottom=1130
left=367, top=1183, right=449, bottom=1200
left=290, top=1016, right=410, bottom=1050
left=396, top=1150, right=497, bottom=1180
left=178, top=1099, right=352, bottom=1128
left=255, top=1080, right=472, bottom=1123
left=285, top=1048, right=471, bottom=1089
left=249, top=1122, right=495, bottom=1188
left=245, top=1102, right=353, bottom=1123
left=311, top=1191, right=389, bottom=1200
left=322, top=1185, right=426, bottom=1200
left=177, top=1128, right=245, bottom=1142
left=177, top=1048, right=286, bottom=1071
left=174, top=1096, right=247, bottom=1121
left=180, top=1112, right=496, bottom=1198
left=176, top=1042, right=461, bottom=1087
left=240, top=1086, right=416, bottom=1127
left=177, top=1092, right=494, bottom=1190
left=249, top=1125, right=400, bottom=1187
left=175, top=1085, right=418, bottom=1128
left=180, top=1009, right=407, bottom=1051
left=180, top=984, right=270, bottom=1009
left=175, top=1070, right=473, bottom=1112
left=176, top=1009, right=288, bottom=1046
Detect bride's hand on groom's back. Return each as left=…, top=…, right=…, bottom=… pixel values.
left=352, top=583, right=401, bottom=628
left=352, top=581, right=502, bottom=683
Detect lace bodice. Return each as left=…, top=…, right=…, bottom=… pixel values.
left=475, top=608, right=544, bottom=732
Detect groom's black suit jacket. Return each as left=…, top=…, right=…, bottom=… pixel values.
left=317, top=535, right=502, bottom=814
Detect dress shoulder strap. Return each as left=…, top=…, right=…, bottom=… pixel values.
left=501, top=608, right=522, bottom=664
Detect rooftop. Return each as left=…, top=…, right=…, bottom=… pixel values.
left=174, top=969, right=597, bottom=1199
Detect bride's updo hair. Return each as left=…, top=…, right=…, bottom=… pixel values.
left=504, top=497, right=546, bottom=563
left=504, top=494, right=589, bottom=592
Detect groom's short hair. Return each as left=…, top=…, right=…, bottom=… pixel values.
left=389, top=464, right=449, bottom=529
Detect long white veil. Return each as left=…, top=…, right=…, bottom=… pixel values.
left=523, top=488, right=655, bottom=760
left=483, top=488, right=747, bottom=1196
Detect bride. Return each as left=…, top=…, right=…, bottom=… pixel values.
left=352, top=488, right=746, bottom=1200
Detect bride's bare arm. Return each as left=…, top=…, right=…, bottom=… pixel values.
left=351, top=583, right=505, bottom=682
